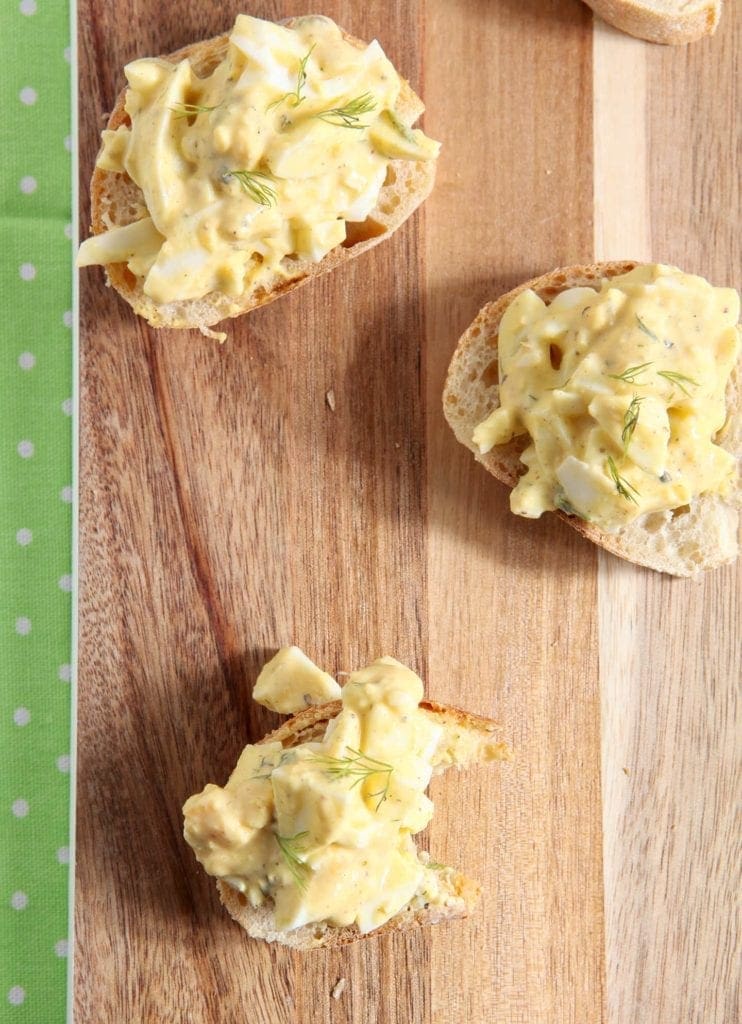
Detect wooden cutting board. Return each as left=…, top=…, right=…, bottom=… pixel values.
left=76, top=2, right=739, bottom=1021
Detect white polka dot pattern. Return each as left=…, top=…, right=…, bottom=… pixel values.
left=4, top=0, right=75, bottom=1011
left=10, top=891, right=29, bottom=910
left=7, top=987, right=26, bottom=1006
left=12, top=799, right=29, bottom=818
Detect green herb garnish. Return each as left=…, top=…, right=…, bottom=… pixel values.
left=606, top=456, right=640, bottom=505
left=267, top=45, right=315, bottom=111
left=226, top=169, right=277, bottom=206
left=276, top=831, right=311, bottom=891
left=635, top=315, right=659, bottom=342
left=657, top=370, right=699, bottom=397
left=607, top=361, right=653, bottom=385
left=251, top=750, right=295, bottom=780
left=621, top=395, right=643, bottom=452
left=310, top=747, right=393, bottom=811
left=170, top=102, right=219, bottom=119
left=426, top=861, right=447, bottom=871
left=314, top=92, right=377, bottom=129
left=251, top=753, right=276, bottom=780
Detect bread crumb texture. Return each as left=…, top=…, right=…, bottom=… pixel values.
left=584, top=0, right=721, bottom=45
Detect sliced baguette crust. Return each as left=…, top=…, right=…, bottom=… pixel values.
left=218, top=866, right=481, bottom=951
left=216, top=699, right=511, bottom=949
left=584, top=0, right=722, bottom=44
left=90, top=23, right=436, bottom=332
left=443, top=261, right=740, bottom=577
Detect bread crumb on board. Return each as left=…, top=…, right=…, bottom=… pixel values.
left=326, top=389, right=336, bottom=412
left=331, top=978, right=347, bottom=1000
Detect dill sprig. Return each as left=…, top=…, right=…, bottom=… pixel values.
left=276, top=831, right=311, bottom=891
left=314, top=92, right=377, bottom=129
left=227, top=169, right=277, bottom=206
left=310, top=747, right=393, bottom=811
left=657, top=370, right=699, bottom=397
left=251, top=750, right=294, bottom=780
left=606, top=456, right=640, bottom=505
left=293, top=45, right=314, bottom=105
left=607, top=361, right=653, bottom=385
left=635, top=315, right=660, bottom=342
left=267, top=45, right=315, bottom=111
left=171, top=102, right=219, bottom=119
left=251, top=753, right=276, bottom=781
left=621, top=395, right=643, bottom=452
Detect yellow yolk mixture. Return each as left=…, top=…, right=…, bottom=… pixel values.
left=473, top=264, right=740, bottom=532
left=252, top=646, right=341, bottom=714
left=77, top=14, right=439, bottom=304
left=183, top=657, right=449, bottom=934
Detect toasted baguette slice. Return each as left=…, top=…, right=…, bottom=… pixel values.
left=584, top=0, right=722, bottom=44
left=90, top=22, right=436, bottom=333
left=443, top=262, right=740, bottom=577
left=216, top=699, right=512, bottom=949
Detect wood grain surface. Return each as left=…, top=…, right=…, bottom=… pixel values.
left=75, top=2, right=739, bottom=1022
left=595, top=16, right=741, bottom=1024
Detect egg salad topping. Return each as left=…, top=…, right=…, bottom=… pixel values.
left=252, top=645, right=341, bottom=714
left=183, top=656, right=449, bottom=934
left=77, top=14, right=439, bottom=304
left=473, top=265, right=740, bottom=532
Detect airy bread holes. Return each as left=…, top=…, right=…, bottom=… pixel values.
left=642, top=513, right=666, bottom=534
left=549, top=344, right=563, bottom=371
left=671, top=504, right=691, bottom=519
left=342, top=218, right=387, bottom=248
left=481, top=359, right=499, bottom=387
left=379, top=195, right=401, bottom=215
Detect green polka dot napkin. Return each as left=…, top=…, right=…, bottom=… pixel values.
left=0, top=1, right=74, bottom=1020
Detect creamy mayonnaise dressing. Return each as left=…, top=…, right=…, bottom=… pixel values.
left=473, top=265, right=740, bottom=532
left=183, top=657, right=449, bottom=934
left=77, top=14, right=439, bottom=304
left=252, top=646, right=341, bottom=714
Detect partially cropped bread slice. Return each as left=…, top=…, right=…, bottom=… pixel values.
left=443, top=262, right=740, bottom=577
left=90, top=22, right=436, bottom=333
left=216, top=699, right=512, bottom=949
left=584, top=0, right=722, bottom=44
